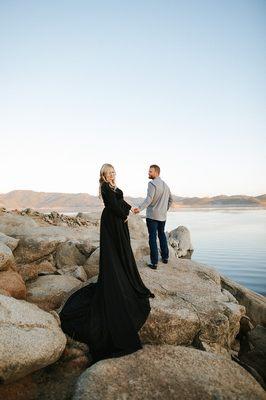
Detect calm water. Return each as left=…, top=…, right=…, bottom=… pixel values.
left=165, top=209, right=266, bottom=296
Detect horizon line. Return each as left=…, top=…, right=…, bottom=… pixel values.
left=0, top=188, right=265, bottom=199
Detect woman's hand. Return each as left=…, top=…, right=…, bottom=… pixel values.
left=131, top=207, right=140, bottom=214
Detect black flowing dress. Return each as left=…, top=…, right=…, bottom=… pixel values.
left=58, top=181, right=155, bottom=363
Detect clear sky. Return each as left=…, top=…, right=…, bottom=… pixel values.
left=0, top=0, right=265, bottom=197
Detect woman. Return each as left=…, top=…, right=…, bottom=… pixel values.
left=58, top=163, right=155, bottom=364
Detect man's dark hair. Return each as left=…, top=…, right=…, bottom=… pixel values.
left=150, top=164, right=160, bottom=174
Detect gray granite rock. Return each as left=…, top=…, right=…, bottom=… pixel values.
left=73, top=344, right=266, bottom=400
left=0, top=294, right=66, bottom=383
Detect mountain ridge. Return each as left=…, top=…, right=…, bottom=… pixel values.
left=0, top=189, right=265, bottom=212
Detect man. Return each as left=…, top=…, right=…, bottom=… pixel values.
left=133, top=165, right=173, bottom=269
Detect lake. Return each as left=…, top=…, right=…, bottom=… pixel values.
left=164, top=208, right=266, bottom=296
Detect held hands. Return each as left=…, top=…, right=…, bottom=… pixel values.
left=125, top=207, right=140, bottom=222
left=131, top=207, right=140, bottom=214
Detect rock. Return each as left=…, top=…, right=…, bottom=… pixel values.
left=73, top=344, right=266, bottom=400
left=0, top=241, right=15, bottom=271
left=18, top=260, right=57, bottom=282
left=57, top=265, right=88, bottom=282
left=18, top=337, right=90, bottom=400
left=76, top=212, right=101, bottom=226
left=168, top=225, right=193, bottom=257
left=0, top=213, right=38, bottom=237
left=0, top=270, right=26, bottom=299
left=0, top=294, right=66, bottom=383
left=128, top=214, right=148, bottom=240
left=0, top=374, right=37, bottom=400
left=240, top=315, right=254, bottom=335
left=38, top=210, right=101, bottom=228
left=248, top=325, right=266, bottom=351
left=0, top=211, right=99, bottom=261
left=83, top=247, right=100, bottom=279
left=26, top=275, right=81, bottom=310
left=0, top=288, right=11, bottom=297
left=55, top=240, right=87, bottom=268
left=221, top=274, right=266, bottom=327
left=75, top=240, right=98, bottom=257
left=14, top=235, right=66, bottom=264
left=0, top=232, right=19, bottom=251
left=238, top=325, right=266, bottom=388
left=138, top=258, right=245, bottom=356
left=130, top=239, right=150, bottom=262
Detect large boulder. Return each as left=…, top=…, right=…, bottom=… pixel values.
left=128, top=214, right=148, bottom=240
left=55, top=240, right=87, bottom=268
left=0, top=294, right=66, bottom=383
left=73, top=344, right=266, bottom=400
left=0, top=213, right=38, bottom=237
left=26, top=275, right=81, bottom=310
left=0, top=270, right=26, bottom=299
left=14, top=235, right=66, bottom=264
left=168, top=225, right=193, bottom=257
left=17, top=259, right=57, bottom=282
left=130, top=239, right=150, bottom=262
left=138, top=258, right=246, bottom=356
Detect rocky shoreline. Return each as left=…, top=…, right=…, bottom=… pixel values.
left=0, top=207, right=265, bottom=399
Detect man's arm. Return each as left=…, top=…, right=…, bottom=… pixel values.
left=167, top=190, right=173, bottom=210
left=138, top=182, right=156, bottom=211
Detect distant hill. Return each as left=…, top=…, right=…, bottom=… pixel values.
left=171, top=194, right=266, bottom=208
left=0, top=190, right=265, bottom=212
left=0, top=190, right=101, bottom=213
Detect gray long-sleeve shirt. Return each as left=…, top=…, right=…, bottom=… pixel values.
left=139, top=176, right=173, bottom=221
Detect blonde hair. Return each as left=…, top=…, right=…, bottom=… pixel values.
left=98, top=163, right=117, bottom=198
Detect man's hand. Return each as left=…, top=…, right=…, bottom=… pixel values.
left=133, top=207, right=140, bottom=214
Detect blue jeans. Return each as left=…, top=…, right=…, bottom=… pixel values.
left=146, top=218, right=169, bottom=265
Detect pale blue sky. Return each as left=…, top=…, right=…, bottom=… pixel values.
left=0, top=0, right=265, bottom=197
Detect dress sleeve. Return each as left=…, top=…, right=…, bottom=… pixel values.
left=101, top=183, right=129, bottom=219
left=122, top=199, right=132, bottom=210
